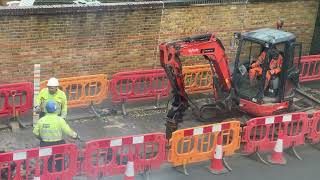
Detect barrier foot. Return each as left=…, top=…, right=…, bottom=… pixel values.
left=140, top=168, right=151, bottom=180
left=255, top=152, right=271, bottom=165
left=154, top=94, right=161, bottom=108
left=175, top=164, right=189, bottom=176
left=286, top=146, right=302, bottom=160
left=90, top=103, right=101, bottom=118
left=122, top=103, right=127, bottom=116
left=15, top=115, right=30, bottom=128
left=310, top=143, right=320, bottom=151
left=243, top=152, right=270, bottom=165
left=223, top=158, right=232, bottom=171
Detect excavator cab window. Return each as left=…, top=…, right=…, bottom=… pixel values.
left=233, top=40, right=265, bottom=101
left=233, top=39, right=288, bottom=103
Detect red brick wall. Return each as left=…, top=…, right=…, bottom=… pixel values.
left=0, top=0, right=318, bottom=83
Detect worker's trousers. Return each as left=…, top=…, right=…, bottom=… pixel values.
left=249, top=67, right=272, bottom=90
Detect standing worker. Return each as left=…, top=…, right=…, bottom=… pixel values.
left=33, top=100, right=79, bottom=171
left=34, top=77, right=68, bottom=119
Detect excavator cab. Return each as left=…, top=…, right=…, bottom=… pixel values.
left=232, top=28, right=302, bottom=115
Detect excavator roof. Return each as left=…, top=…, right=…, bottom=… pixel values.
left=242, top=28, right=296, bottom=44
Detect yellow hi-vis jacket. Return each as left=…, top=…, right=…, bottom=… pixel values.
left=36, top=88, right=68, bottom=119
left=33, top=113, right=77, bottom=142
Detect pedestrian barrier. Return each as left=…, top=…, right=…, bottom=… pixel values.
left=308, top=111, right=320, bottom=144
left=0, top=82, right=33, bottom=117
left=0, top=143, right=78, bottom=180
left=40, top=74, right=109, bottom=108
left=110, top=69, right=170, bottom=103
left=242, top=112, right=309, bottom=156
left=300, top=55, right=320, bottom=82
left=183, top=64, right=214, bottom=94
left=83, top=132, right=167, bottom=179
left=168, top=121, right=240, bottom=174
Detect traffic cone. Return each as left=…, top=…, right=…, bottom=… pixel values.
left=268, top=130, right=287, bottom=165
left=124, top=155, right=135, bottom=180
left=208, top=135, right=228, bottom=175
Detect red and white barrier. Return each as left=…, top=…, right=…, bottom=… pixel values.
left=0, top=144, right=78, bottom=180
left=242, top=112, right=309, bottom=154
left=84, top=132, right=167, bottom=179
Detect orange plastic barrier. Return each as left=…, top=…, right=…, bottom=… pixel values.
left=168, top=121, right=240, bottom=167
left=41, top=74, right=109, bottom=108
left=0, top=144, right=78, bottom=180
left=308, top=111, right=320, bottom=144
left=182, top=64, right=214, bottom=94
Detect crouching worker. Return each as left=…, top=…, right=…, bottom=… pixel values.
left=33, top=100, right=79, bottom=172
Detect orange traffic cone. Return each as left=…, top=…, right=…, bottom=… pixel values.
left=124, top=155, right=135, bottom=180
left=268, top=130, right=287, bottom=165
left=208, top=135, right=228, bottom=175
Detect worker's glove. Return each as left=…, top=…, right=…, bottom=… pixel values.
left=73, top=134, right=81, bottom=140
left=34, top=105, right=41, bottom=113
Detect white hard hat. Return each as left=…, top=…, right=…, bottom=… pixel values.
left=47, top=77, right=59, bottom=87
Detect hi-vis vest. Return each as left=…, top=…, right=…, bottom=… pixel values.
left=33, top=113, right=77, bottom=142
left=36, top=88, right=68, bottom=118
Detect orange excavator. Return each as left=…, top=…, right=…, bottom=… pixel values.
left=159, top=28, right=302, bottom=138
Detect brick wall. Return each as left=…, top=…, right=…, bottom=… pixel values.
left=0, top=0, right=318, bottom=83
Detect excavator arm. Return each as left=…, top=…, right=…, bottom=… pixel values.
left=159, top=33, right=233, bottom=138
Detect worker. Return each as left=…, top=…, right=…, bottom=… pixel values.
left=33, top=100, right=79, bottom=171
left=34, top=77, right=67, bottom=119
left=249, top=48, right=283, bottom=90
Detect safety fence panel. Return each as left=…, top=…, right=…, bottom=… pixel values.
left=300, top=55, right=320, bottom=82
left=308, top=111, right=320, bottom=144
left=0, top=82, right=33, bottom=117
left=168, top=121, right=241, bottom=167
left=0, top=143, right=78, bottom=180
left=110, top=69, right=170, bottom=103
left=183, top=64, right=214, bottom=94
left=84, top=132, right=167, bottom=179
left=41, top=74, right=109, bottom=108
left=242, top=112, right=309, bottom=154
